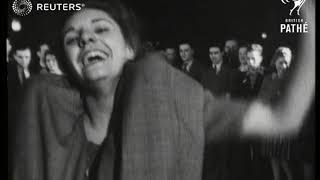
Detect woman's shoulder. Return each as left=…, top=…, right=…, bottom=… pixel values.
left=24, top=74, right=80, bottom=98
left=27, top=74, right=74, bottom=89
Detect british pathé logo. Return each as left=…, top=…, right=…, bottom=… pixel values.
left=12, top=0, right=33, bottom=16
left=280, top=0, right=308, bottom=33
left=281, top=0, right=306, bottom=16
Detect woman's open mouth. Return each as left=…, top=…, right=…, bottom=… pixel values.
left=82, top=50, right=110, bottom=67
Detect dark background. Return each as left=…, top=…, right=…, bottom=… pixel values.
left=8, top=0, right=302, bottom=64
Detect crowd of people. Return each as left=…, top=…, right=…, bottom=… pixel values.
left=7, top=1, right=314, bottom=180
left=153, top=40, right=314, bottom=180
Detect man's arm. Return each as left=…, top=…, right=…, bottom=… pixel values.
left=242, top=2, right=315, bottom=137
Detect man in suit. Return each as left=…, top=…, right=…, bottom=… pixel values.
left=202, top=43, right=234, bottom=180
left=8, top=43, right=33, bottom=180
left=202, top=43, right=232, bottom=98
left=178, top=42, right=205, bottom=83
left=8, top=43, right=33, bottom=96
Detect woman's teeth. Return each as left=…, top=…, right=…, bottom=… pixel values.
left=83, top=51, right=109, bottom=66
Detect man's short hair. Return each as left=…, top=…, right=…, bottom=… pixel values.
left=178, top=40, right=194, bottom=49
left=12, top=42, right=32, bottom=54
left=208, top=42, right=224, bottom=52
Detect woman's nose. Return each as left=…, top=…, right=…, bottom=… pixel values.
left=79, top=30, right=96, bottom=48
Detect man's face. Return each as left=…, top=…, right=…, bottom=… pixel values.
left=14, top=49, right=32, bottom=69
left=224, top=40, right=238, bottom=54
left=179, top=43, right=194, bottom=62
left=209, top=47, right=223, bottom=65
left=63, top=8, right=134, bottom=82
left=247, top=50, right=263, bottom=68
left=238, top=47, right=248, bottom=65
left=165, top=48, right=176, bottom=62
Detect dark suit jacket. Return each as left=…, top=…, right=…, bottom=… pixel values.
left=179, top=60, right=205, bottom=83
left=229, top=69, right=249, bottom=100
left=8, top=61, right=33, bottom=180
left=12, top=52, right=249, bottom=180
left=201, top=64, right=232, bottom=97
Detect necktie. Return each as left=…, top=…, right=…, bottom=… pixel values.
left=183, top=63, right=188, bottom=72
left=213, top=66, right=217, bottom=75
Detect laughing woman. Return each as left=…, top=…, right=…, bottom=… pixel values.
left=12, top=1, right=315, bottom=180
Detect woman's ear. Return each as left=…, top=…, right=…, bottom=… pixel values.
left=125, top=46, right=135, bottom=61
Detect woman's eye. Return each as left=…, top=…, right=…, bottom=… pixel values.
left=95, top=27, right=110, bottom=34
left=65, top=37, right=78, bottom=45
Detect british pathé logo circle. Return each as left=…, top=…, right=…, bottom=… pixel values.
left=281, top=0, right=306, bottom=16
left=12, top=0, right=33, bottom=16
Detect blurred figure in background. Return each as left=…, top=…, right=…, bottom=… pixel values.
left=163, top=47, right=179, bottom=68
left=43, top=50, right=63, bottom=75
left=259, top=47, right=294, bottom=180
left=36, top=42, right=50, bottom=74
left=8, top=43, right=33, bottom=180
left=224, top=38, right=239, bottom=69
left=9, top=44, right=33, bottom=86
left=242, top=43, right=265, bottom=100
left=230, top=44, right=250, bottom=99
left=238, top=45, right=249, bottom=73
left=7, top=38, right=12, bottom=63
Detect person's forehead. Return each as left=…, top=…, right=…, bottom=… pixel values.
left=209, top=47, right=221, bottom=52
left=239, top=47, right=247, bottom=51
left=276, top=57, right=286, bottom=61
left=248, top=50, right=261, bottom=57
left=225, top=40, right=237, bottom=46
left=16, top=49, right=31, bottom=54
left=46, top=54, right=56, bottom=58
left=166, top=48, right=175, bottom=52
left=64, top=8, right=115, bottom=29
left=179, top=44, right=191, bottom=49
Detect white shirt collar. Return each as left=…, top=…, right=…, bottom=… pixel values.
left=212, top=62, right=222, bottom=72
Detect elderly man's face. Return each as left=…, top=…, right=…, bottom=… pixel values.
left=209, top=47, right=223, bottom=65
left=179, top=43, right=194, bottom=62
left=14, top=49, right=31, bottom=69
left=63, top=8, right=134, bottom=82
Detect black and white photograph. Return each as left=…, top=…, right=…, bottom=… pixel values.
left=7, top=0, right=315, bottom=179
